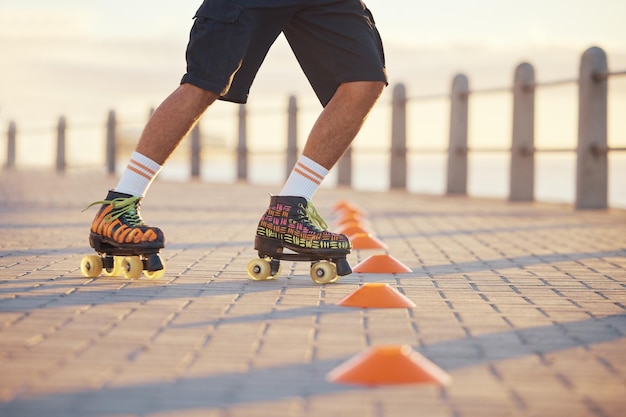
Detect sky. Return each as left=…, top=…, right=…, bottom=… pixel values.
left=2, top=0, right=625, bottom=116
left=1, top=0, right=625, bottom=167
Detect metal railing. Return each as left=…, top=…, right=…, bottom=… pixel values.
left=4, top=46, right=625, bottom=210
left=381, top=46, right=624, bottom=209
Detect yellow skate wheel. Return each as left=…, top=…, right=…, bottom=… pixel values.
left=310, top=261, right=337, bottom=284
left=80, top=255, right=103, bottom=278
left=246, top=259, right=273, bottom=281
left=121, top=256, right=143, bottom=279
left=102, top=256, right=122, bottom=276
left=144, top=266, right=166, bottom=279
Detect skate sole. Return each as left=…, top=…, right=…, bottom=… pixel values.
left=82, top=233, right=166, bottom=278
left=254, top=236, right=351, bottom=258
left=249, top=236, right=353, bottom=283
left=90, top=233, right=163, bottom=257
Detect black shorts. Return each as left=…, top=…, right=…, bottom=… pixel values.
left=181, top=0, right=387, bottom=106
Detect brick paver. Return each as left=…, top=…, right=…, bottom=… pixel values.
left=1, top=170, right=625, bottom=417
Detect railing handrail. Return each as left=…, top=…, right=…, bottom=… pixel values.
left=406, top=68, right=626, bottom=103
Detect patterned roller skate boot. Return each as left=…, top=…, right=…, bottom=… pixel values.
left=246, top=195, right=352, bottom=284
left=80, top=190, right=166, bottom=279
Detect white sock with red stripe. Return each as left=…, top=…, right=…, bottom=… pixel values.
left=279, top=155, right=329, bottom=201
left=114, top=151, right=162, bottom=197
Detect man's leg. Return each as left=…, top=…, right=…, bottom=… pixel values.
left=279, top=81, right=385, bottom=199
left=255, top=81, right=385, bottom=280
left=113, top=84, right=218, bottom=197
left=136, top=83, right=219, bottom=165
left=303, top=81, right=386, bottom=169
left=83, top=83, right=218, bottom=278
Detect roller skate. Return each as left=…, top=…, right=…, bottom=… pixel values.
left=247, top=195, right=352, bottom=284
left=80, top=190, right=166, bottom=279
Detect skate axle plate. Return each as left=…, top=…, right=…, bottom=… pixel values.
left=247, top=253, right=352, bottom=284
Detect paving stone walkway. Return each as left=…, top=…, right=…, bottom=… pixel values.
left=1, top=169, right=625, bottom=417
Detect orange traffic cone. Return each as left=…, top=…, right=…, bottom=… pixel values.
left=349, top=233, right=388, bottom=250
left=336, top=222, right=370, bottom=236
left=336, top=283, right=415, bottom=308
left=353, top=254, right=412, bottom=274
left=327, top=345, right=452, bottom=386
left=333, top=200, right=366, bottom=216
left=337, top=212, right=365, bottom=226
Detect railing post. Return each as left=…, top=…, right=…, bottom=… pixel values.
left=106, top=110, right=117, bottom=176
left=56, top=116, right=67, bottom=173
left=190, top=123, right=201, bottom=179
left=510, top=63, right=535, bottom=201
left=576, top=46, right=608, bottom=209
left=446, top=74, right=469, bottom=195
left=390, top=83, right=407, bottom=189
left=337, top=146, right=352, bottom=186
left=286, top=95, right=298, bottom=179
left=237, top=104, right=248, bottom=181
left=6, top=121, right=16, bottom=170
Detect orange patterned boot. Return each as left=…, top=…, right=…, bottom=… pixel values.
left=80, top=190, right=164, bottom=278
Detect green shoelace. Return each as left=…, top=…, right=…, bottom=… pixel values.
left=83, top=196, right=144, bottom=226
left=299, top=201, right=329, bottom=231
